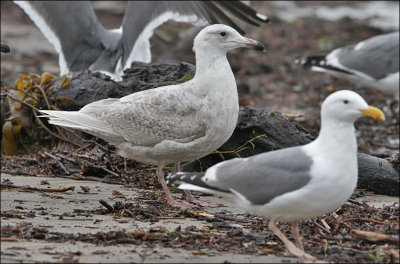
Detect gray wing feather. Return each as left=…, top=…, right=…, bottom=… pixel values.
left=335, top=32, right=399, bottom=80
left=209, top=147, right=313, bottom=205
left=16, top=1, right=268, bottom=74
left=14, top=1, right=122, bottom=73
left=121, top=1, right=269, bottom=67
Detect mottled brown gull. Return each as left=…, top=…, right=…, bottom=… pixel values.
left=167, top=90, right=385, bottom=262
left=40, top=24, right=265, bottom=208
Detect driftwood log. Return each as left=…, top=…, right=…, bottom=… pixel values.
left=2, top=62, right=399, bottom=196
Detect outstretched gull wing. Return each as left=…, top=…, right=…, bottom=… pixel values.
left=13, top=1, right=122, bottom=75
left=121, top=1, right=270, bottom=68
left=168, top=146, right=313, bottom=205
left=15, top=1, right=269, bottom=79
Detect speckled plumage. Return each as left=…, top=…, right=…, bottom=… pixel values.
left=40, top=24, right=265, bottom=208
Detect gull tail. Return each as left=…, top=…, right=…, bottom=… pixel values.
left=167, top=172, right=229, bottom=194
left=39, top=110, right=119, bottom=141
left=296, top=55, right=327, bottom=68
left=296, top=55, right=354, bottom=75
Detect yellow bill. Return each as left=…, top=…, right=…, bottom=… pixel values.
left=360, top=105, right=385, bottom=121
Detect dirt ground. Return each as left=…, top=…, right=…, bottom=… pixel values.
left=1, top=1, right=399, bottom=263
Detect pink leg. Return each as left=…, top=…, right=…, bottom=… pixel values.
left=291, top=221, right=304, bottom=251
left=174, top=162, right=220, bottom=207
left=268, top=219, right=320, bottom=263
left=156, top=164, right=194, bottom=208
left=174, top=162, right=181, bottom=172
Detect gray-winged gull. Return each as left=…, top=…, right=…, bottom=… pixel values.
left=167, top=90, right=385, bottom=262
left=14, top=1, right=269, bottom=81
left=39, top=24, right=266, bottom=208
left=298, top=32, right=399, bottom=99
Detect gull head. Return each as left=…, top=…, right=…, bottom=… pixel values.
left=321, top=90, right=385, bottom=123
left=193, top=24, right=265, bottom=54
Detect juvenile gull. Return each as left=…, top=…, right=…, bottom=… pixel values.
left=40, top=24, right=266, bottom=208
left=167, top=90, right=385, bottom=262
left=14, top=1, right=269, bottom=81
left=298, top=32, right=399, bottom=99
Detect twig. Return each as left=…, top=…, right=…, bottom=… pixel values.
left=212, top=134, right=267, bottom=159
left=44, top=152, right=70, bottom=175
left=75, top=154, right=97, bottom=160
left=1, top=237, right=19, bottom=242
left=313, top=220, right=331, bottom=234
left=7, top=86, right=41, bottom=105
left=183, top=209, right=215, bottom=219
left=48, top=146, right=119, bottom=177
left=78, top=158, right=120, bottom=177
left=283, top=113, right=304, bottom=118
left=5, top=156, right=39, bottom=162
left=32, top=81, right=52, bottom=110
left=99, top=199, right=114, bottom=212
left=343, top=217, right=389, bottom=225
left=321, top=219, right=331, bottom=230
left=328, top=245, right=373, bottom=254
left=66, top=143, right=93, bottom=157
left=350, top=229, right=399, bottom=244
left=5, top=93, right=82, bottom=147
left=54, top=153, right=77, bottom=163
left=347, top=199, right=368, bottom=207
left=319, top=235, right=356, bottom=242
left=26, top=185, right=75, bottom=192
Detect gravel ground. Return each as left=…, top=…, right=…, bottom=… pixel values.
left=1, top=173, right=399, bottom=263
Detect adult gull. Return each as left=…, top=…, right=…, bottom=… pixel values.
left=298, top=32, right=399, bottom=99
left=14, top=1, right=269, bottom=81
left=167, top=90, right=385, bottom=262
left=40, top=24, right=266, bottom=208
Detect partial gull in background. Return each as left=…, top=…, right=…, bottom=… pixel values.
left=1, top=43, right=11, bottom=53
left=39, top=24, right=266, bottom=208
left=167, top=90, right=385, bottom=262
left=14, top=1, right=269, bottom=81
left=298, top=32, right=399, bottom=100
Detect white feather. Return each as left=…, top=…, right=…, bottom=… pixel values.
left=14, top=1, right=69, bottom=75
left=124, top=11, right=208, bottom=69
left=40, top=110, right=116, bottom=136
left=178, top=183, right=219, bottom=195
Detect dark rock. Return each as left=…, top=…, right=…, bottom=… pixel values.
left=358, top=153, right=399, bottom=196
left=47, top=70, right=118, bottom=111
left=46, top=62, right=196, bottom=111
left=117, top=61, right=196, bottom=96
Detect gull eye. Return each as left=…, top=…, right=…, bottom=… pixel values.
left=220, top=31, right=226, bottom=37
left=343, top=100, right=349, bottom=104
